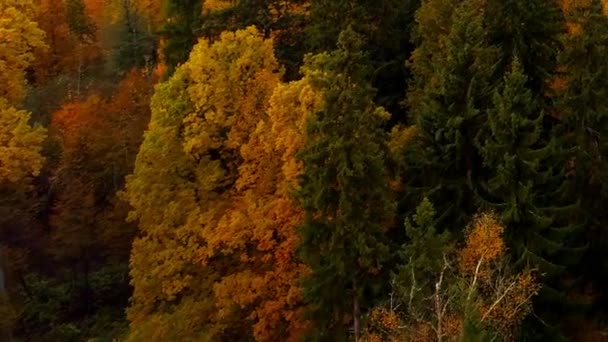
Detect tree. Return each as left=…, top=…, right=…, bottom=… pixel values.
left=392, top=198, right=452, bottom=314
left=557, top=0, right=608, bottom=325
left=43, top=69, right=155, bottom=337
left=210, top=75, right=323, bottom=342
left=199, top=0, right=311, bottom=81
left=474, top=60, right=583, bottom=334
left=66, top=0, right=96, bottom=39
left=484, top=0, right=564, bottom=97
left=0, top=0, right=47, bottom=103
left=296, top=27, right=395, bottom=341
left=123, top=67, right=218, bottom=341
left=109, top=0, right=157, bottom=72
left=0, top=1, right=47, bottom=338
left=306, top=0, right=420, bottom=118
left=404, top=0, right=498, bottom=233
left=124, top=27, right=293, bottom=341
left=0, top=101, right=47, bottom=186
left=159, top=0, right=202, bottom=76
left=364, top=211, right=540, bottom=341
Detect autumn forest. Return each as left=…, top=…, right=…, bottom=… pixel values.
left=1, top=0, right=608, bottom=341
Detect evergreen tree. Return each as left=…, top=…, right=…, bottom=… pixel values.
left=160, top=0, right=202, bottom=76
left=474, top=59, right=582, bottom=334
left=404, top=0, right=498, bottom=233
left=485, top=0, right=564, bottom=96
left=296, top=27, right=395, bottom=341
left=392, top=198, right=451, bottom=310
left=558, top=0, right=608, bottom=317
left=306, top=0, right=420, bottom=119
left=66, top=0, right=96, bottom=39
left=110, top=0, right=157, bottom=72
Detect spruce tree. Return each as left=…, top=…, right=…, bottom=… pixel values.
left=160, top=0, right=202, bottom=76
left=404, top=0, right=498, bottom=233
left=306, top=0, right=420, bottom=118
left=485, top=0, right=564, bottom=96
left=296, top=27, right=394, bottom=341
left=392, top=198, right=451, bottom=310
left=558, top=0, right=608, bottom=313
left=474, top=59, right=582, bottom=337
left=66, top=0, right=96, bottom=39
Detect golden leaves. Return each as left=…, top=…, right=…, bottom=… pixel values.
left=0, top=1, right=47, bottom=185
left=0, top=99, right=46, bottom=184
left=0, top=0, right=47, bottom=102
left=125, top=27, right=311, bottom=341
left=459, top=211, right=505, bottom=277
left=202, top=0, right=235, bottom=14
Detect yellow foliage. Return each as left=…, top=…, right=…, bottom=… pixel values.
left=459, top=211, right=505, bottom=277
left=206, top=67, right=321, bottom=342
left=125, top=27, right=314, bottom=341
left=0, top=99, right=47, bottom=184
left=388, top=124, right=418, bottom=154
left=0, top=0, right=47, bottom=102
left=182, top=27, right=280, bottom=157
left=202, top=0, right=235, bottom=14
left=0, top=1, right=47, bottom=186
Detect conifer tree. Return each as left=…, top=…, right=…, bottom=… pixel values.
left=392, top=198, right=451, bottom=310
left=404, top=0, right=498, bottom=232
left=558, top=0, right=608, bottom=312
left=475, top=59, right=582, bottom=308
left=306, top=0, right=420, bottom=117
left=485, top=0, right=564, bottom=96
left=296, top=27, right=394, bottom=341
left=160, top=0, right=202, bottom=76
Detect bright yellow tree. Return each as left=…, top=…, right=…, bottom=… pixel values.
left=124, top=26, right=316, bottom=341
left=0, top=0, right=47, bottom=184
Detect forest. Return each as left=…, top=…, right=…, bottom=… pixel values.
left=1, top=0, right=608, bottom=341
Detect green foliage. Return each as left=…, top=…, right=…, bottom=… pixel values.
left=404, top=0, right=498, bottom=233
left=296, top=27, right=395, bottom=340
left=108, top=0, right=157, bottom=73
left=306, top=0, right=420, bottom=117
left=199, top=0, right=310, bottom=80
left=160, top=0, right=202, bottom=76
left=557, top=0, right=608, bottom=328
left=474, top=60, right=583, bottom=333
left=393, top=198, right=451, bottom=306
left=66, top=0, right=96, bottom=39
left=485, top=0, right=564, bottom=95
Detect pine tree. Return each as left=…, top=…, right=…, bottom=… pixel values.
left=404, top=0, right=498, bottom=233
left=296, top=27, right=395, bottom=341
left=160, top=0, right=202, bottom=76
left=475, top=59, right=582, bottom=314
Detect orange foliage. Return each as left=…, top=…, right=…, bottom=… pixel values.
left=459, top=211, right=505, bottom=279
left=32, top=0, right=102, bottom=85
left=125, top=28, right=312, bottom=341
left=133, top=0, right=163, bottom=27
left=366, top=213, right=539, bottom=340
left=49, top=69, right=155, bottom=264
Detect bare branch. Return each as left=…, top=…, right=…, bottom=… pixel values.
left=467, top=253, right=485, bottom=303
left=481, top=279, right=517, bottom=322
